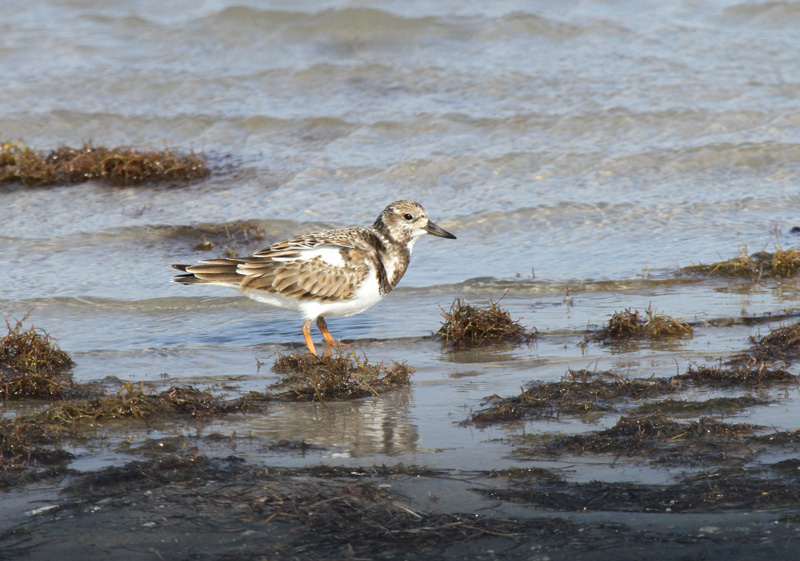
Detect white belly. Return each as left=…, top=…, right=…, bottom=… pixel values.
left=240, top=274, right=384, bottom=320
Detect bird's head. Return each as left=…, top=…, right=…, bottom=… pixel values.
left=375, top=200, right=457, bottom=246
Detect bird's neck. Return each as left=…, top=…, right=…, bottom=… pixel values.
left=370, top=222, right=413, bottom=294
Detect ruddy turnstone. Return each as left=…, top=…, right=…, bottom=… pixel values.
left=171, top=200, right=456, bottom=355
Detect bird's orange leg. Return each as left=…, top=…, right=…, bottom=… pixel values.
left=302, top=319, right=317, bottom=356
left=316, top=317, right=339, bottom=347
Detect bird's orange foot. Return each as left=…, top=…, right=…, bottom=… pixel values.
left=302, top=319, right=318, bottom=356
left=316, top=317, right=339, bottom=347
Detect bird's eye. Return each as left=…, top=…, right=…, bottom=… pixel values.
left=403, top=213, right=414, bottom=221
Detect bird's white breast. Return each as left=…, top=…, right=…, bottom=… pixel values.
left=310, top=264, right=383, bottom=318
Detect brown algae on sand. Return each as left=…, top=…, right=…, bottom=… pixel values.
left=467, top=369, right=678, bottom=426
left=1, top=314, right=75, bottom=400
left=514, top=414, right=759, bottom=463
left=436, top=297, right=535, bottom=345
left=29, top=454, right=800, bottom=557
left=183, top=220, right=268, bottom=257
left=497, top=329, right=800, bottom=467
left=57, top=454, right=578, bottom=556
left=590, top=307, right=692, bottom=343
left=1, top=380, right=261, bottom=473
left=27, top=383, right=254, bottom=426
left=0, top=140, right=209, bottom=186
left=478, top=465, right=800, bottom=514
left=272, top=349, right=414, bottom=401
left=468, top=361, right=798, bottom=427
left=632, top=395, right=770, bottom=416
left=510, top=412, right=800, bottom=470
left=681, top=245, right=800, bottom=279
left=247, top=470, right=568, bottom=549
left=676, top=363, right=797, bottom=387
left=743, top=319, right=800, bottom=365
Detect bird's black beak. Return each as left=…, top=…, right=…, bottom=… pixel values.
left=425, top=220, right=457, bottom=239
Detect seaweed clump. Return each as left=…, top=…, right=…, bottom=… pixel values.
left=681, top=245, right=800, bottom=279
left=467, top=369, right=677, bottom=426
left=436, top=298, right=535, bottom=345
left=675, top=364, right=797, bottom=387
left=1, top=314, right=75, bottom=400
left=591, top=308, right=692, bottom=343
left=744, top=320, right=800, bottom=365
left=273, top=350, right=413, bottom=401
left=0, top=141, right=209, bottom=187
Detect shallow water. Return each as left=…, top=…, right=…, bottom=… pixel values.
left=3, top=0, right=800, bottom=515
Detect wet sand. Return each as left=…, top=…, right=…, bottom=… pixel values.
left=4, top=454, right=800, bottom=560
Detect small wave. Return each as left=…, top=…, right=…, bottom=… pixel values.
left=206, top=6, right=308, bottom=32
left=597, top=141, right=800, bottom=176
left=0, top=295, right=249, bottom=312
left=723, top=1, right=800, bottom=25
left=206, top=6, right=466, bottom=42
left=477, top=11, right=594, bottom=41
left=399, top=275, right=704, bottom=297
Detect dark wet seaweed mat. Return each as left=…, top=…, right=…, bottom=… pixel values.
left=632, top=395, right=770, bottom=416
left=467, top=369, right=678, bottom=426
left=0, top=455, right=588, bottom=561
left=478, top=465, right=800, bottom=514
left=676, top=363, right=797, bottom=386
left=511, top=414, right=761, bottom=467
left=6, top=454, right=800, bottom=561
left=466, top=361, right=798, bottom=427
left=0, top=379, right=261, bottom=477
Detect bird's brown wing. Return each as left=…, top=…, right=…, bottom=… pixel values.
left=239, top=242, right=371, bottom=301
left=173, top=239, right=371, bottom=302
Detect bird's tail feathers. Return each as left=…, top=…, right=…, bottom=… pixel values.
left=170, top=261, right=244, bottom=285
